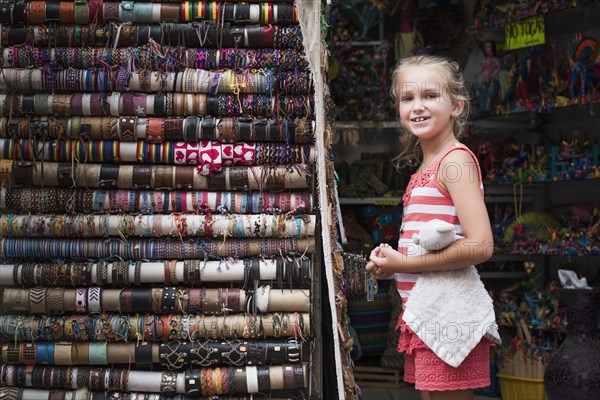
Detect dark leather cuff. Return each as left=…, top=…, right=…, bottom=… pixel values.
left=132, top=165, right=153, bottom=189
left=246, top=25, right=263, bottom=48
left=132, top=288, right=152, bottom=313
left=119, top=288, right=133, bottom=313
left=13, top=161, right=35, bottom=186
left=98, top=164, right=119, bottom=189
left=229, top=26, right=245, bottom=48
left=294, top=364, right=305, bottom=388
left=161, top=286, right=177, bottom=313
left=200, top=116, right=217, bottom=140
left=45, top=1, right=60, bottom=22
left=174, top=167, right=193, bottom=190
left=7, top=26, right=27, bottom=45
left=184, top=116, right=199, bottom=142
left=135, top=342, right=153, bottom=367
left=257, top=366, right=271, bottom=391
left=261, top=24, right=275, bottom=48
left=154, top=94, right=166, bottom=117
left=283, top=365, right=295, bottom=391
left=149, top=25, right=162, bottom=44
left=235, top=368, right=247, bottom=394
left=136, top=24, right=149, bottom=45
left=246, top=341, right=266, bottom=365
left=184, top=369, right=201, bottom=397
left=12, top=1, right=25, bottom=24
left=165, top=117, right=184, bottom=141
left=229, top=167, right=248, bottom=190
left=0, top=2, right=13, bottom=23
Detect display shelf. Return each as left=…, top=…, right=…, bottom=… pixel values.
left=338, top=196, right=402, bottom=206
left=332, top=40, right=388, bottom=47
left=469, top=101, right=600, bottom=133
left=479, top=271, right=528, bottom=279
left=489, top=254, right=545, bottom=262
left=470, top=1, right=600, bottom=40
left=485, top=179, right=600, bottom=189
left=334, top=121, right=401, bottom=130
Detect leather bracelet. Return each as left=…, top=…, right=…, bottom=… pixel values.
left=161, top=286, right=177, bottom=313
left=188, top=288, right=202, bottom=314
left=229, top=167, right=249, bottom=190
left=160, top=371, right=178, bottom=396
left=14, top=161, right=35, bottom=187
left=120, top=0, right=134, bottom=23
left=234, top=367, right=246, bottom=395
left=218, top=119, right=236, bottom=143
left=88, top=0, right=103, bottom=23
left=174, top=166, right=194, bottom=190
left=20, top=343, right=36, bottom=365
left=13, top=1, right=25, bottom=24
left=56, top=162, right=73, bottom=188
left=88, top=342, right=108, bottom=365
left=154, top=165, right=173, bottom=190
left=119, top=288, right=133, bottom=313
left=58, top=1, right=75, bottom=24
left=71, top=342, right=90, bottom=365
left=201, top=116, right=218, bottom=140
left=146, top=118, right=164, bottom=143
left=28, top=1, right=46, bottom=25
left=99, top=164, right=119, bottom=189
left=134, top=2, right=152, bottom=23
left=3, top=344, right=20, bottom=363
left=117, top=117, right=136, bottom=141
left=132, top=288, right=152, bottom=313
left=54, top=342, right=72, bottom=366
left=45, top=1, right=60, bottom=22
left=185, top=369, right=201, bottom=397
left=74, top=1, right=88, bottom=24
left=154, top=94, right=166, bottom=117
left=246, top=341, right=266, bottom=365
left=21, top=94, right=36, bottom=114
left=256, top=366, right=270, bottom=391
left=36, top=342, right=55, bottom=365
left=29, top=287, right=47, bottom=313
left=132, top=165, right=153, bottom=189
left=164, top=117, right=184, bottom=141
left=134, top=342, right=153, bottom=367
left=282, top=364, right=295, bottom=391
left=184, top=116, right=199, bottom=142
left=294, top=364, right=305, bottom=388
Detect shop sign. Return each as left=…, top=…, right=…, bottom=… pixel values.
left=504, top=16, right=545, bottom=50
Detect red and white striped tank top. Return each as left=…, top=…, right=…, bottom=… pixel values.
left=395, top=143, right=484, bottom=305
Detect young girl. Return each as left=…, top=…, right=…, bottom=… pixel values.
left=366, top=55, right=500, bottom=400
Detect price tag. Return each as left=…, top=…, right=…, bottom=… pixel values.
left=504, top=16, right=545, bottom=51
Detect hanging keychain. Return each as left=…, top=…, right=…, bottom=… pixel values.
left=366, top=271, right=378, bottom=302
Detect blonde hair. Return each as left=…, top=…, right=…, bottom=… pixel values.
left=390, top=54, right=470, bottom=170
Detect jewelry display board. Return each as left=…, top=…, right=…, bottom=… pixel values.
left=0, top=1, right=321, bottom=399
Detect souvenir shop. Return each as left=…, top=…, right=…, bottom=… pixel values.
left=330, top=1, right=600, bottom=400
left=0, top=1, right=598, bottom=400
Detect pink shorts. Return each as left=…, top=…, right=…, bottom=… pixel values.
left=398, top=314, right=491, bottom=391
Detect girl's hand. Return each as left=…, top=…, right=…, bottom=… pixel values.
left=369, top=244, right=406, bottom=276
left=366, top=244, right=395, bottom=279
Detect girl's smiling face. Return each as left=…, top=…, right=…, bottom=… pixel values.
left=397, top=66, right=462, bottom=141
